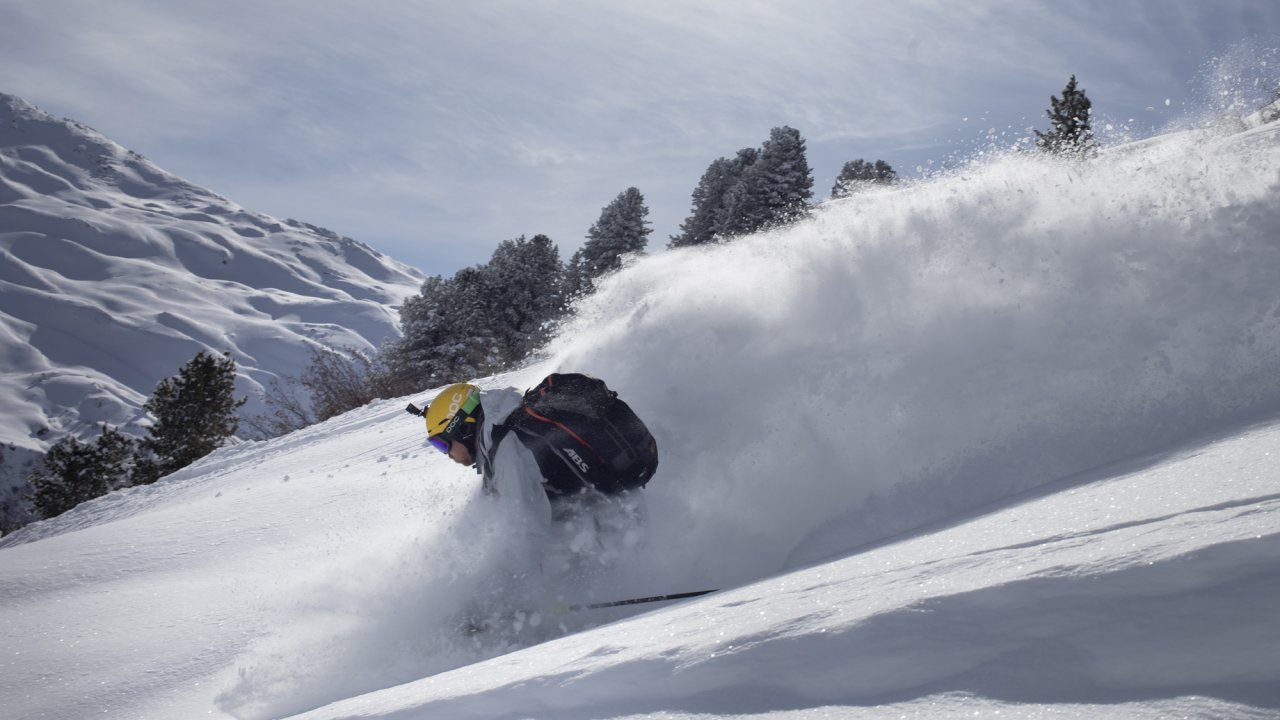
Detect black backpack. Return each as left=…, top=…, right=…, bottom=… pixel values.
left=490, top=373, right=658, bottom=498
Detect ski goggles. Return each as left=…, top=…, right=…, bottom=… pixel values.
left=428, top=391, right=481, bottom=454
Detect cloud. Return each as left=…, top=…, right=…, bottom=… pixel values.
left=2, top=0, right=1279, bottom=274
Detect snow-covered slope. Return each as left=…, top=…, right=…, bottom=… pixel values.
left=0, top=93, right=424, bottom=521
left=293, top=416, right=1280, bottom=720
left=0, top=120, right=1277, bottom=719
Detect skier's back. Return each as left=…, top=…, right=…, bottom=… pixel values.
left=411, top=375, right=658, bottom=550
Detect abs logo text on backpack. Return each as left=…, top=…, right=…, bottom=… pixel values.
left=562, top=447, right=590, bottom=473
left=496, top=373, right=658, bottom=498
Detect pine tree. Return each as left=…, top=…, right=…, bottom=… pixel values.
left=440, top=266, right=505, bottom=376
left=485, top=234, right=565, bottom=361
left=564, top=247, right=588, bottom=302
left=132, top=350, right=245, bottom=485
left=717, top=126, right=814, bottom=237
left=384, top=275, right=451, bottom=389
left=568, top=187, right=652, bottom=295
left=1035, top=75, right=1096, bottom=157
left=669, top=148, right=757, bottom=248
left=28, top=435, right=95, bottom=519
left=28, top=425, right=135, bottom=519
left=384, top=272, right=484, bottom=391
left=380, top=233, right=567, bottom=395
left=94, top=425, right=136, bottom=486
left=832, top=159, right=897, bottom=198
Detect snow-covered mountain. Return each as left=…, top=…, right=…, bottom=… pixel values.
left=0, top=115, right=1278, bottom=719
left=0, top=93, right=425, bottom=523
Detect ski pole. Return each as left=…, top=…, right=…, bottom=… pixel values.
left=465, top=590, right=720, bottom=635
left=557, top=589, right=718, bottom=613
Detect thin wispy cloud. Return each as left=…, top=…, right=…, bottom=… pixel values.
left=1, top=0, right=1277, bottom=274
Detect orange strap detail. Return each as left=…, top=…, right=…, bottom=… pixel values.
left=523, top=406, right=594, bottom=450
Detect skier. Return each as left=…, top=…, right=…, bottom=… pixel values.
left=411, top=375, right=658, bottom=569
left=413, top=377, right=681, bottom=634
left=423, top=382, right=553, bottom=535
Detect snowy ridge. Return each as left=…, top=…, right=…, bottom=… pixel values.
left=0, top=93, right=424, bottom=506
left=0, top=120, right=1278, bottom=718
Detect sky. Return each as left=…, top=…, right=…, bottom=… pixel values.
left=2, top=117, right=1279, bottom=719
left=1, top=1, right=1278, bottom=277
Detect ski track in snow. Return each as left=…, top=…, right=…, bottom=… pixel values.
left=1, top=116, right=1280, bottom=718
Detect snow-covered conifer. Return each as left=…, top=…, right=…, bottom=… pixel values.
left=832, top=158, right=897, bottom=198
left=669, top=149, right=756, bottom=248
left=485, top=234, right=565, bottom=361
left=569, top=187, right=652, bottom=295
left=132, top=351, right=244, bottom=485
left=718, top=126, right=813, bottom=237
left=28, top=425, right=135, bottom=519
left=1035, top=75, right=1096, bottom=157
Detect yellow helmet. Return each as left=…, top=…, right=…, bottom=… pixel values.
left=424, top=383, right=481, bottom=450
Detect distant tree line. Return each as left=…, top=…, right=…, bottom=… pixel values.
left=24, top=350, right=244, bottom=522
left=831, top=159, right=897, bottom=197
left=245, top=127, right=913, bottom=434
left=669, top=126, right=818, bottom=248
left=246, top=186, right=657, bottom=438
left=378, top=186, right=654, bottom=393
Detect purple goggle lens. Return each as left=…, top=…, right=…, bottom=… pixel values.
left=428, top=435, right=451, bottom=454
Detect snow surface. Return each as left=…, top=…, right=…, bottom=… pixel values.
left=0, top=93, right=424, bottom=523
left=1, top=119, right=1279, bottom=719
